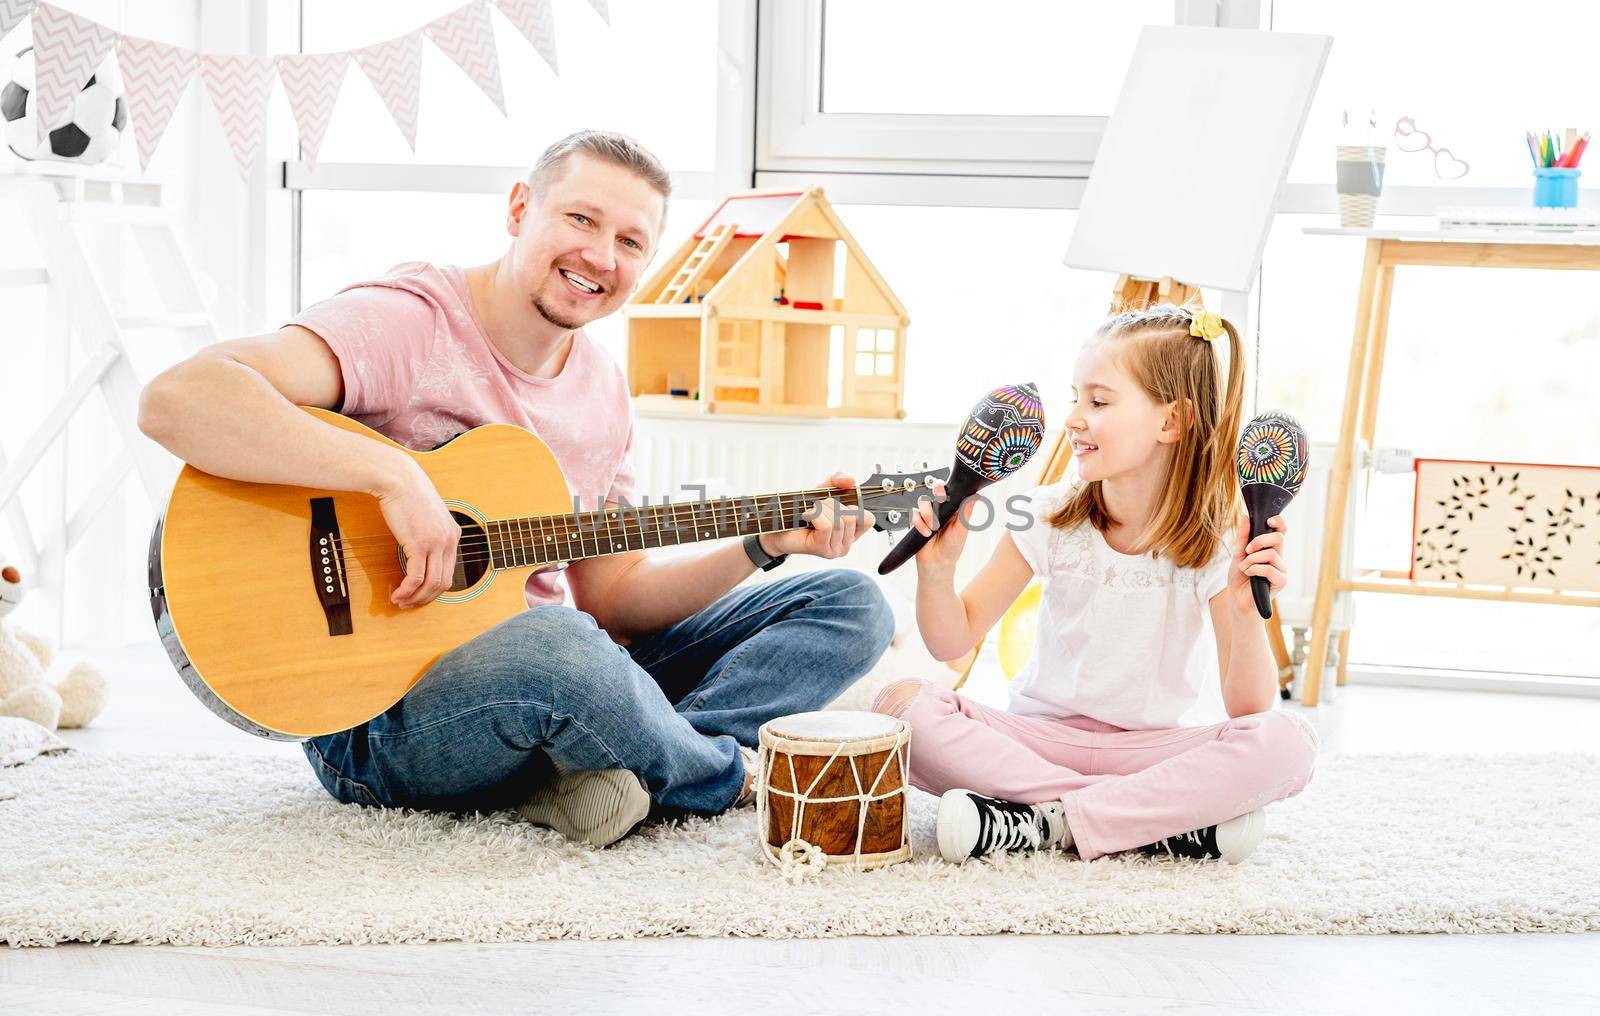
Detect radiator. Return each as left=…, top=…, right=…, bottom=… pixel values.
left=631, top=412, right=1360, bottom=630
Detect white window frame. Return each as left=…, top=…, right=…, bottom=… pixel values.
left=754, top=0, right=1240, bottom=200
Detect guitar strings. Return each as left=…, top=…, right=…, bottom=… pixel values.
left=331, top=485, right=928, bottom=569
left=324, top=482, right=924, bottom=552
left=323, top=483, right=935, bottom=571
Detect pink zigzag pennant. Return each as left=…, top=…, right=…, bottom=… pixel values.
left=117, top=35, right=196, bottom=172
left=31, top=2, right=119, bottom=143
left=0, top=0, right=35, bottom=42
left=356, top=31, right=422, bottom=152
left=586, top=0, right=609, bottom=25
left=493, top=0, right=557, bottom=75
left=425, top=2, right=506, bottom=116
left=199, top=53, right=277, bottom=182
left=275, top=51, right=350, bottom=168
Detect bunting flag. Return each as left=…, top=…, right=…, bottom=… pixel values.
left=0, top=0, right=35, bottom=41
left=426, top=2, right=505, bottom=115
left=275, top=51, right=349, bottom=168
left=30, top=2, right=118, bottom=142
left=116, top=35, right=196, bottom=172
left=493, top=0, right=557, bottom=75
left=7, top=0, right=603, bottom=178
left=356, top=31, right=422, bottom=151
left=198, top=53, right=277, bottom=181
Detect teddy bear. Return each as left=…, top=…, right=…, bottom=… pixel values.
left=0, top=562, right=108, bottom=730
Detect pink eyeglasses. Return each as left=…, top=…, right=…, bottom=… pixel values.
left=1393, top=116, right=1470, bottom=180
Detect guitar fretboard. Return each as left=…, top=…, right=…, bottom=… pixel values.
left=474, top=487, right=869, bottom=569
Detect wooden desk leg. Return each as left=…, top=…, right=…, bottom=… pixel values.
left=1304, top=239, right=1383, bottom=706
left=1359, top=265, right=1396, bottom=449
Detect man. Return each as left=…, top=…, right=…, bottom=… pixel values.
left=138, top=130, right=895, bottom=847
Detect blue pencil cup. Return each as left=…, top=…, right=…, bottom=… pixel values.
left=1532, top=167, right=1581, bottom=208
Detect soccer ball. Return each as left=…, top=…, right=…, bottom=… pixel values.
left=2, top=46, right=128, bottom=165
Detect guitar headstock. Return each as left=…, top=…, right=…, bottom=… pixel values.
left=858, top=463, right=951, bottom=533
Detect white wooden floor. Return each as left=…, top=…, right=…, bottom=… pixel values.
left=5, top=639, right=1600, bottom=1016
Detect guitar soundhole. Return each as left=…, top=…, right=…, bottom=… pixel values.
left=450, top=511, right=491, bottom=591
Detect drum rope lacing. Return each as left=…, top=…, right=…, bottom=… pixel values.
left=754, top=728, right=911, bottom=884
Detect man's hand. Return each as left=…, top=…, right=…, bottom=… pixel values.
left=378, top=456, right=463, bottom=608
left=763, top=472, right=876, bottom=560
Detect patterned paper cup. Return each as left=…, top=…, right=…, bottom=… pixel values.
left=1336, top=145, right=1386, bottom=229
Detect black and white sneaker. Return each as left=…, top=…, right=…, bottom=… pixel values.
left=937, top=789, right=1071, bottom=863
left=1136, top=809, right=1265, bottom=865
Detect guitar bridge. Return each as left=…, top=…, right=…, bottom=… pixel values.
left=309, top=497, right=353, bottom=636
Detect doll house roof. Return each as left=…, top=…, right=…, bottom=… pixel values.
left=630, top=187, right=908, bottom=320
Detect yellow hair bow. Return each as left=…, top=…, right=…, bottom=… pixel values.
left=1189, top=310, right=1226, bottom=342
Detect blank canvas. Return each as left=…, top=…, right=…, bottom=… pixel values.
left=1065, top=26, right=1331, bottom=294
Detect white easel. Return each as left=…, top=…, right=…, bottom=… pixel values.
left=0, top=162, right=217, bottom=642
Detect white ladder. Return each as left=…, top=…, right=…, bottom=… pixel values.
left=0, top=164, right=218, bottom=643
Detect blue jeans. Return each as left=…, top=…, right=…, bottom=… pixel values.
left=303, top=569, right=894, bottom=816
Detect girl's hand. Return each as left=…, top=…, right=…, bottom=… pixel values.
left=912, top=480, right=972, bottom=573
left=1227, top=513, right=1288, bottom=618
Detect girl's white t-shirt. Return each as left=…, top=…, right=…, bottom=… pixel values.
left=1005, top=477, right=1234, bottom=731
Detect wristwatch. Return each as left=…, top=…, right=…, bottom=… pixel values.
left=743, top=533, right=788, bottom=572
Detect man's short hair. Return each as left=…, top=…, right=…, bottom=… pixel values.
left=527, top=130, right=672, bottom=229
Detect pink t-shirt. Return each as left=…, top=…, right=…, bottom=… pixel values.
left=290, top=261, right=636, bottom=608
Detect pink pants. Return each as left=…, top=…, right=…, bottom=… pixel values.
left=873, top=680, right=1320, bottom=861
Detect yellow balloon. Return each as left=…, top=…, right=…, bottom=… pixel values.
left=997, top=582, right=1043, bottom=680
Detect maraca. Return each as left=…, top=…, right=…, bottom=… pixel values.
left=878, top=383, right=1046, bottom=575
left=1236, top=411, right=1309, bottom=619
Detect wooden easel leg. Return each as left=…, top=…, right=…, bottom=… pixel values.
left=1335, top=629, right=1352, bottom=687
left=1304, top=239, right=1383, bottom=707
left=1264, top=597, right=1294, bottom=697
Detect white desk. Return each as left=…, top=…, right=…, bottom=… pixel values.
left=1300, top=226, right=1600, bottom=706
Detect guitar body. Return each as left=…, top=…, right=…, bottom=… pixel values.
left=150, top=407, right=574, bottom=740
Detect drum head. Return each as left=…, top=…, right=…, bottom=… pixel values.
left=765, top=709, right=901, bottom=742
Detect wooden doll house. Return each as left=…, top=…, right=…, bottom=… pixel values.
left=625, top=187, right=909, bottom=418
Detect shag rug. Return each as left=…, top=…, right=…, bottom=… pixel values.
left=3, top=750, right=1597, bottom=946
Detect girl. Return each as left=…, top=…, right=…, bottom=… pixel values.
left=874, top=305, right=1318, bottom=865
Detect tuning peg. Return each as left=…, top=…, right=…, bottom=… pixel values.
left=874, top=461, right=883, bottom=474
left=920, top=460, right=930, bottom=470
left=893, top=461, right=905, bottom=473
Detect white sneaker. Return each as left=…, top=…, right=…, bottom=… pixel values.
left=517, top=767, right=651, bottom=848
left=1136, top=809, right=1266, bottom=865
left=936, top=789, right=1072, bottom=864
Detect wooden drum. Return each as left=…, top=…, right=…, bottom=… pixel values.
left=755, top=710, right=912, bottom=873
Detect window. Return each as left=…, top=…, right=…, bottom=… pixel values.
left=820, top=0, right=1168, bottom=117
left=855, top=329, right=896, bottom=377
left=829, top=203, right=1118, bottom=423
left=1273, top=0, right=1600, bottom=188
left=292, top=0, right=727, bottom=314
left=759, top=0, right=1187, bottom=183
left=301, top=0, right=719, bottom=170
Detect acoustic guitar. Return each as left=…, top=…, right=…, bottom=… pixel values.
left=148, top=407, right=947, bottom=741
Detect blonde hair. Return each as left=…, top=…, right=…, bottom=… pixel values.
left=1047, top=303, right=1246, bottom=569
left=527, top=129, right=672, bottom=227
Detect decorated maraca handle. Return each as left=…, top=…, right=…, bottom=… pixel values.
left=878, top=383, right=1045, bottom=575
left=1236, top=411, right=1309, bottom=621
